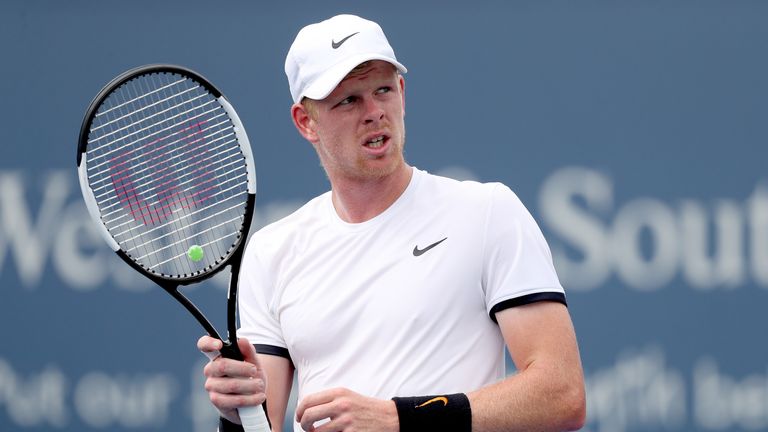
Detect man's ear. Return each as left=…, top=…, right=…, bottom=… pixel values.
left=291, top=102, right=318, bottom=143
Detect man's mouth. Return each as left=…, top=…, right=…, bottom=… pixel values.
left=365, top=135, right=386, bottom=148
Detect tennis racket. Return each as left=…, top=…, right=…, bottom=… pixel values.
left=76, top=64, right=269, bottom=432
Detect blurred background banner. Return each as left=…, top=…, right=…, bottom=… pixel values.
left=2, top=1, right=767, bottom=431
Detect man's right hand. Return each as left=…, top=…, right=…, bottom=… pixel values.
left=198, top=335, right=267, bottom=424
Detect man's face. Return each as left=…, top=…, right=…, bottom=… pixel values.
left=301, top=60, right=406, bottom=183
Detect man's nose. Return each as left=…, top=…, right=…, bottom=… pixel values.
left=362, top=98, right=385, bottom=124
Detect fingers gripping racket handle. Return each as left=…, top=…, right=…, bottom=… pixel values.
left=218, top=343, right=271, bottom=432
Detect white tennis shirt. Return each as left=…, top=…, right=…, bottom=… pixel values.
left=238, top=167, right=565, bottom=411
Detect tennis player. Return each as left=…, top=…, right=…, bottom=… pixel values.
left=199, top=14, right=586, bottom=432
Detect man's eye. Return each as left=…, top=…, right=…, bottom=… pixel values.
left=338, top=96, right=356, bottom=106
left=376, top=86, right=391, bottom=95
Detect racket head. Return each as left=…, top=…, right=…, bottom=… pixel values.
left=77, top=64, right=256, bottom=285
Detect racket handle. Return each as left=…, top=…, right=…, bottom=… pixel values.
left=209, top=343, right=270, bottom=431
left=239, top=404, right=270, bottom=432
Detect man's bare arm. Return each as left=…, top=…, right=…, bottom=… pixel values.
left=468, top=301, right=586, bottom=431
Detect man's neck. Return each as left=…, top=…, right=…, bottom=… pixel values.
left=330, top=164, right=413, bottom=223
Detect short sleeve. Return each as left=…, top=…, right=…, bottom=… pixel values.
left=482, top=184, right=566, bottom=322
left=236, top=244, right=290, bottom=358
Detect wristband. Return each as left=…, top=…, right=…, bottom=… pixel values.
left=392, top=393, right=472, bottom=432
left=218, top=417, right=245, bottom=432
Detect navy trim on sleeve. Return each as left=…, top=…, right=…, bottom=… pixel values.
left=253, top=344, right=292, bottom=361
left=489, top=292, right=567, bottom=323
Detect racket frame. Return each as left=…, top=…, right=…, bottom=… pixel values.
left=76, top=64, right=257, bottom=356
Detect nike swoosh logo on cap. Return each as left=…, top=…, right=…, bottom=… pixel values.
left=413, top=237, right=447, bottom=257
left=331, top=32, right=359, bottom=49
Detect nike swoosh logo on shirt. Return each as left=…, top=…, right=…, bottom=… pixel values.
left=413, top=237, right=447, bottom=257
left=331, top=32, right=359, bottom=49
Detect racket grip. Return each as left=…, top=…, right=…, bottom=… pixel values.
left=239, top=404, right=270, bottom=432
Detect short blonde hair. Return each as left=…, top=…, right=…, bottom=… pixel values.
left=300, top=97, right=318, bottom=120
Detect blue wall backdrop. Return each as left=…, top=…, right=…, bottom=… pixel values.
left=2, top=1, right=767, bottom=431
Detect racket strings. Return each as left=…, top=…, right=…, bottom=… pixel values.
left=90, top=84, right=201, bottom=134
left=95, top=132, right=239, bottom=208
left=86, top=102, right=223, bottom=178
left=86, top=79, right=211, bottom=148
left=89, top=121, right=211, bottom=189
left=141, top=217, right=242, bottom=268
left=113, top=166, right=234, bottom=227
left=101, top=155, right=244, bottom=229
left=84, top=71, right=249, bottom=278
left=100, top=138, right=234, bottom=215
left=123, top=201, right=247, bottom=252
left=93, top=77, right=187, bottom=120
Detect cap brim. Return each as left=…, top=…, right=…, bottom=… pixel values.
left=301, top=54, right=407, bottom=102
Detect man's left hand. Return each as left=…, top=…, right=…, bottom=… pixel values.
left=296, top=387, right=399, bottom=432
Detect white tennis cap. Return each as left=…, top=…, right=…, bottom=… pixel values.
left=285, top=14, right=407, bottom=103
